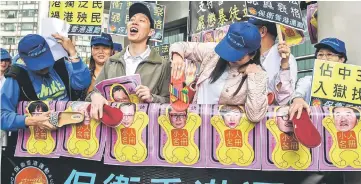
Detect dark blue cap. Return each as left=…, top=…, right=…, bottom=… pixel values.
left=91, top=33, right=113, bottom=47
left=248, top=17, right=277, bottom=37
left=129, top=3, right=154, bottom=29
left=113, top=43, right=122, bottom=52
left=215, top=22, right=261, bottom=62
left=18, top=34, right=55, bottom=71
left=1, top=48, right=11, bottom=61
left=315, top=38, right=347, bottom=60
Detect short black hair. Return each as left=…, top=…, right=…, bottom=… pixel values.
left=119, top=102, right=136, bottom=112
left=112, top=85, right=129, bottom=98
left=28, top=101, right=48, bottom=113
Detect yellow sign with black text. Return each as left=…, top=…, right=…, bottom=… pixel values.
left=311, top=59, right=361, bottom=107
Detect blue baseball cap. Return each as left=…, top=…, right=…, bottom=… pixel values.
left=215, top=22, right=261, bottom=62
left=91, top=33, right=113, bottom=48
left=18, top=34, right=55, bottom=71
left=315, top=38, right=347, bottom=60
left=113, top=43, right=122, bottom=52
left=1, top=48, right=11, bottom=61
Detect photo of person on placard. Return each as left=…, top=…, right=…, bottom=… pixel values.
left=110, top=84, right=131, bottom=103
left=28, top=101, right=49, bottom=116
left=215, top=29, right=226, bottom=43
left=203, top=31, right=214, bottom=42
left=332, top=107, right=359, bottom=132
left=219, top=105, right=243, bottom=129
left=119, top=103, right=136, bottom=128
left=323, top=106, right=361, bottom=168
left=275, top=106, right=294, bottom=133
left=168, top=107, right=187, bottom=129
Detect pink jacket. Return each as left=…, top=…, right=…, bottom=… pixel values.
left=170, top=42, right=268, bottom=122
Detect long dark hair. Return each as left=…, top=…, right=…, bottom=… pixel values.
left=209, top=49, right=261, bottom=97
left=89, top=44, right=113, bottom=78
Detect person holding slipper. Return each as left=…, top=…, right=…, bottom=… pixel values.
left=1, top=34, right=91, bottom=131
left=170, top=22, right=268, bottom=122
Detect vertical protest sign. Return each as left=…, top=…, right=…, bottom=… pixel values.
left=108, top=1, right=165, bottom=42
left=310, top=60, right=361, bottom=108
left=48, top=1, right=104, bottom=35
left=152, top=44, right=169, bottom=61
left=245, top=1, right=305, bottom=56
left=307, top=3, right=318, bottom=44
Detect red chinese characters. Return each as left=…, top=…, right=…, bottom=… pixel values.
left=337, top=131, right=358, bottom=149
left=121, top=128, right=136, bottom=145
left=280, top=133, right=299, bottom=151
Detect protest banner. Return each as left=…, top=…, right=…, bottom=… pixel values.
left=261, top=106, right=319, bottom=171
left=48, top=1, right=104, bottom=35
left=320, top=106, right=361, bottom=171
left=108, top=1, right=165, bottom=42
left=189, top=1, right=247, bottom=34
left=310, top=60, right=361, bottom=108
left=245, top=1, right=304, bottom=31
left=280, top=25, right=305, bottom=46
left=152, top=44, right=170, bottom=61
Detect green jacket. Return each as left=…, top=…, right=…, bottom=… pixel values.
left=88, top=48, right=170, bottom=103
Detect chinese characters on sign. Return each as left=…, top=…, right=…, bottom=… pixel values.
left=108, top=1, right=165, bottom=42
left=190, top=1, right=247, bottom=34
left=49, top=1, right=104, bottom=35
left=245, top=1, right=304, bottom=31
left=311, top=60, right=361, bottom=108
left=152, top=44, right=169, bottom=61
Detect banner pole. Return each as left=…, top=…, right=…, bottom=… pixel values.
left=276, top=24, right=286, bottom=59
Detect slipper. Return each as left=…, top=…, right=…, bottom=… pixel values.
left=170, top=74, right=189, bottom=112
left=292, top=109, right=321, bottom=148
left=49, top=111, right=84, bottom=128
left=87, top=104, right=123, bottom=128
left=267, top=92, right=275, bottom=105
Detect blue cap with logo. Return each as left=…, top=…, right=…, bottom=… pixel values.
left=91, top=33, right=113, bottom=48
left=215, top=22, right=261, bottom=62
left=1, top=48, right=11, bottom=61
left=18, top=34, right=55, bottom=71
left=315, top=38, right=347, bottom=60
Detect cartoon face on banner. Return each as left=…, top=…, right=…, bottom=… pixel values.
left=191, top=33, right=202, bottom=42
left=214, top=25, right=229, bottom=43
left=156, top=104, right=202, bottom=166
left=59, top=101, right=105, bottom=160
left=321, top=106, right=361, bottom=169
left=25, top=101, right=56, bottom=156
left=208, top=105, right=259, bottom=168
left=110, top=103, right=149, bottom=164
left=263, top=106, right=317, bottom=171
left=202, top=30, right=215, bottom=42
left=15, top=101, right=59, bottom=158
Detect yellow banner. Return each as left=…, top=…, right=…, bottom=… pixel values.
left=311, top=59, right=361, bottom=105
left=49, top=1, right=103, bottom=26
left=281, top=25, right=305, bottom=46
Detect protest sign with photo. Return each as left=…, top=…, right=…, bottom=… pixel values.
left=307, top=3, right=318, bottom=44
left=49, top=1, right=104, bottom=35
left=108, top=1, right=165, bottom=42
left=280, top=25, right=305, bottom=46
left=245, top=1, right=305, bottom=31
left=311, top=60, right=361, bottom=108
left=189, top=1, right=247, bottom=34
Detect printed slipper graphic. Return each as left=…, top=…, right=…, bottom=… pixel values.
left=267, top=92, right=275, bottom=105
left=170, top=74, right=189, bottom=112
left=49, top=111, right=85, bottom=128
left=292, top=109, right=321, bottom=148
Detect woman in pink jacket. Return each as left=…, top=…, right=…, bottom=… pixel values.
left=170, top=22, right=268, bottom=122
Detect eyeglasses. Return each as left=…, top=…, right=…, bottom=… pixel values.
left=169, top=114, right=187, bottom=120
left=316, top=53, right=340, bottom=59
left=277, top=114, right=289, bottom=121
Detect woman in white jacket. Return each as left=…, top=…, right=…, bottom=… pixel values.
left=289, top=38, right=348, bottom=119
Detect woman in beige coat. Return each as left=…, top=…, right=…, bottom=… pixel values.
left=170, top=22, right=268, bottom=122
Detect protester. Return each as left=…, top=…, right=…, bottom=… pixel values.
left=170, top=22, right=267, bottom=122
left=289, top=38, right=347, bottom=120
left=87, top=2, right=170, bottom=120
left=0, top=48, right=12, bottom=89
left=248, top=18, right=297, bottom=106
left=1, top=34, right=91, bottom=131
left=79, top=33, right=113, bottom=100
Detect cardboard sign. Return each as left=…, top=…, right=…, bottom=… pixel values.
left=49, top=1, right=104, bottom=35
left=311, top=60, right=361, bottom=108
left=189, top=1, right=247, bottom=34
left=108, top=1, right=165, bottom=42
left=245, top=1, right=304, bottom=31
